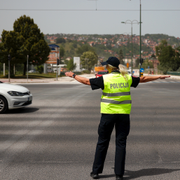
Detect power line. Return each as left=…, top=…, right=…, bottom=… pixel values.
left=0, top=9, right=180, bottom=12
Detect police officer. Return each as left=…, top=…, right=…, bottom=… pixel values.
left=65, top=57, right=170, bottom=180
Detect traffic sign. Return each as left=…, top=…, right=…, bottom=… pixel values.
left=140, top=68, right=144, bottom=72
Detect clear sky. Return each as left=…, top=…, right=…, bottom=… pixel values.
left=0, top=0, right=180, bottom=38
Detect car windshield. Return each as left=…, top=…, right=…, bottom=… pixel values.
left=98, top=71, right=107, bottom=75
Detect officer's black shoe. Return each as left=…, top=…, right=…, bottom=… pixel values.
left=116, top=175, right=123, bottom=180
left=90, top=172, right=99, bottom=179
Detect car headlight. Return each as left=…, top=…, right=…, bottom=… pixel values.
left=7, top=91, right=24, bottom=96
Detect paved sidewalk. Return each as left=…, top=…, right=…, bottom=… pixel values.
left=0, top=73, right=180, bottom=84
left=0, top=74, right=96, bottom=84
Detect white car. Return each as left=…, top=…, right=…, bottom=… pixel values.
left=0, top=82, right=33, bottom=113
left=28, top=70, right=36, bottom=73
left=128, top=70, right=135, bottom=76
left=128, top=70, right=132, bottom=76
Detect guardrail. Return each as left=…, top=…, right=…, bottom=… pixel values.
left=167, top=71, right=180, bottom=76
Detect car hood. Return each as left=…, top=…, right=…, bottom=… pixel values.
left=0, top=83, right=29, bottom=92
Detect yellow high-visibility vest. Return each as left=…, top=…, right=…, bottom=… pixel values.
left=101, top=73, right=132, bottom=114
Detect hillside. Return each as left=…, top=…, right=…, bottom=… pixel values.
left=45, top=33, right=180, bottom=60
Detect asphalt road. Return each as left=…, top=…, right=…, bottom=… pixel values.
left=0, top=79, right=180, bottom=180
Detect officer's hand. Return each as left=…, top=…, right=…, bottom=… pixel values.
left=65, top=71, right=74, bottom=78
left=159, top=75, right=170, bottom=79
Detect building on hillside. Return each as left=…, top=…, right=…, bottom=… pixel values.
left=66, top=57, right=72, bottom=61
left=149, top=59, right=159, bottom=70
left=46, top=36, right=58, bottom=43
left=73, top=57, right=81, bottom=72
left=44, top=44, right=66, bottom=74
left=123, top=57, right=136, bottom=68
left=47, top=44, right=60, bottom=64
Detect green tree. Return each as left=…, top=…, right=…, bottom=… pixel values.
left=150, top=53, right=156, bottom=59
left=141, top=59, right=154, bottom=69
left=36, top=65, right=44, bottom=74
left=0, top=31, right=19, bottom=76
left=56, top=37, right=66, bottom=44
left=170, top=46, right=180, bottom=71
left=66, top=59, right=76, bottom=71
left=76, top=44, right=95, bottom=56
left=72, top=42, right=77, bottom=48
left=60, top=46, right=65, bottom=59
left=118, top=49, right=124, bottom=64
left=0, top=15, right=50, bottom=75
left=135, top=58, right=140, bottom=68
left=155, top=40, right=176, bottom=74
left=80, top=51, right=98, bottom=71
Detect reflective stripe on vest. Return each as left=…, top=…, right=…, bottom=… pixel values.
left=101, top=99, right=132, bottom=104
left=101, top=73, right=132, bottom=114
left=102, top=92, right=130, bottom=96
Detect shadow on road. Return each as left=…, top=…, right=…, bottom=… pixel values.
left=7, top=107, right=39, bottom=114
left=99, top=174, right=115, bottom=179
left=124, top=168, right=180, bottom=179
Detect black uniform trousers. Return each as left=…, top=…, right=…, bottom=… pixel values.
left=92, top=113, right=130, bottom=176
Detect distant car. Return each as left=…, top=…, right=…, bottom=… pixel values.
left=0, top=82, right=33, bottom=113
left=127, top=70, right=134, bottom=76
left=95, top=70, right=108, bottom=78
left=128, top=70, right=132, bottom=76
left=28, top=70, right=36, bottom=73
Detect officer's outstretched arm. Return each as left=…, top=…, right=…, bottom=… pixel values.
left=65, top=71, right=91, bottom=85
left=140, top=75, right=170, bottom=83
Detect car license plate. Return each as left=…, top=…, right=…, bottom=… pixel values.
left=28, top=96, right=32, bottom=101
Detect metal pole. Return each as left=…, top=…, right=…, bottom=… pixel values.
left=56, top=62, right=58, bottom=81
left=8, top=60, right=10, bottom=83
left=122, top=23, right=138, bottom=70
left=139, top=0, right=142, bottom=77
left=8, top=54, right=10, bottom=83
left=59, top=47, right=61, bottom=77
left=131, top=23, right=133, bottom=75
left=56, top=47, right=60, bottom=81
left=3, top=63, right=5, bottom=76
left=27, top=55, right=29, bottom=82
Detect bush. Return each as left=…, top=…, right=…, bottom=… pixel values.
left=4, top=74, right=15, bottom=78
left=82, top=70, right=90, bottom=74
left=37, top=65, right=44, bottom=74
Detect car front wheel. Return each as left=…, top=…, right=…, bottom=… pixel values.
left=0, top=96, right=8, bottom=113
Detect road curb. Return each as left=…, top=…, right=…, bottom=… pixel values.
left=1, top=74, right=180, bottom=84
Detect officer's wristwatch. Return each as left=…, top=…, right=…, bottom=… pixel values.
left=72, top=73, right=76, bottom=78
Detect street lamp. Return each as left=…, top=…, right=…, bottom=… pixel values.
left=139, top=0, right=142, bottom=77
left=121, top=20, right=139, bottom=74
left=122, top=32, right=130, bottom=65
left=129, top=0, right=142, bottom=76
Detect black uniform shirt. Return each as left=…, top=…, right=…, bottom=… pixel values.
left=90, top=73, right=140, bottom=90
